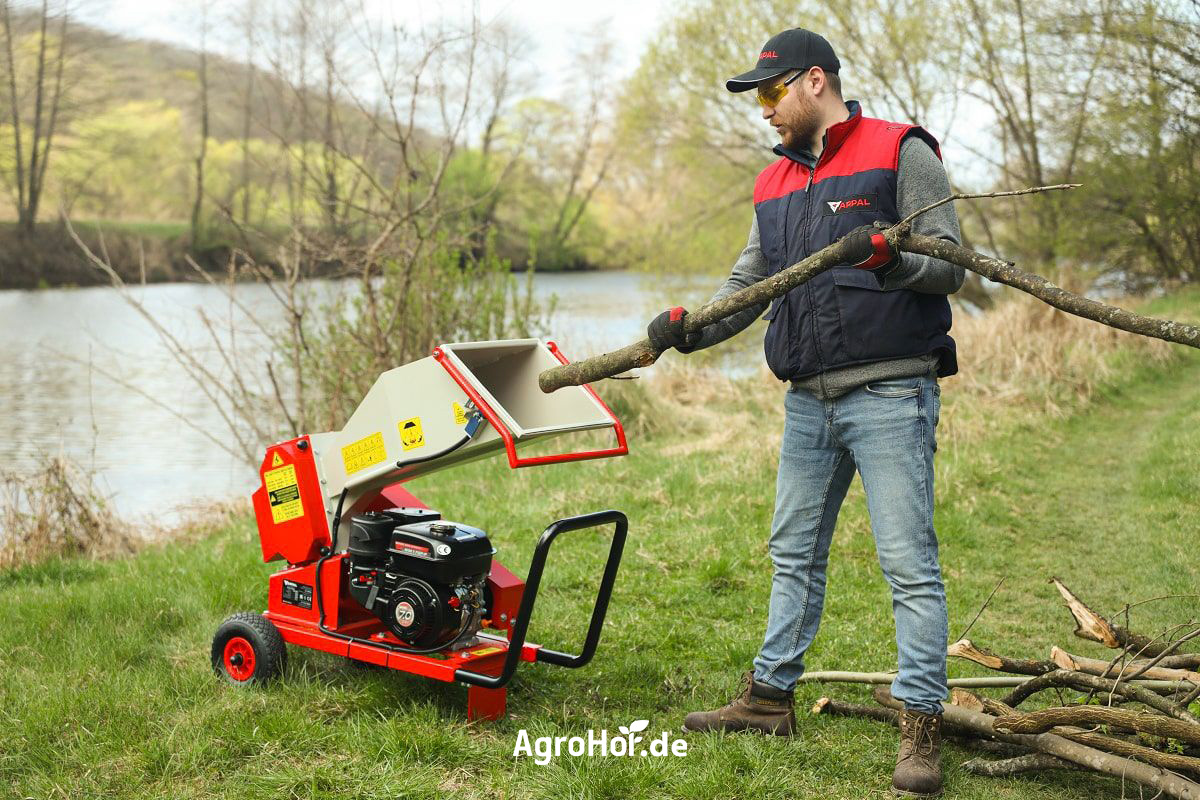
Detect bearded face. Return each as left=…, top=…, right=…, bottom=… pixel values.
left=762, top=71, right=824, bottom=153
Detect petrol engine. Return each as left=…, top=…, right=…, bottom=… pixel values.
left=345, top=508, right=494, bottom=649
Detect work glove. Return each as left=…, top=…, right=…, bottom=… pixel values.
left=842, top=224, right=901, bottom=286
left=647, top=306, right=700, bottom=353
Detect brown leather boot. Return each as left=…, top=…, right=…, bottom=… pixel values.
left=681, top=671, right=796, bottom=735
left=892, top=709, right=944, bottom=797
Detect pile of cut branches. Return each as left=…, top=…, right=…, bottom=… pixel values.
left=812, top=579, right=1200, bottom=798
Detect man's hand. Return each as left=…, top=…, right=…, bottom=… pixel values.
left=647, top=306, right=699, bottom=353
left=843, top=224, right=900, bottom=275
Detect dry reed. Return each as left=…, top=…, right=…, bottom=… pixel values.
left=0, top=457, right=133, bottom=569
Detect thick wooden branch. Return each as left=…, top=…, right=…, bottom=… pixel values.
left=962, top=752, right=1082, bottom=776
left=797, top=669, right=1188, bottom=692
left=537, top=238, right=856, bottom=392
left=538, top=210, right=1200, bottom=393
left=796, top=670, right=1031, bottom=687
left=1056, top=726, right=1200, bottom=778
left=873, top=687, right=1200, bottom=799
left=1052, top=577, right=1173, bottom=656
left=948, top=638, right=1057, bottom=676
left=993, top=706, right=1200, bottom=745
left=896, top=232, right=1200, bottom=349
left=949, top=689, right=1200, bottom=777
left=811, top=695, right=975, bottom=737
left=812, top=696, right=900, bottom=725
left=1003, top=668, right=1200, bottom=723
left=1052, top=647, right=1200, bottom=685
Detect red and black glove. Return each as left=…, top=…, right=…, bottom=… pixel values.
left=647, top=306, right=699, bottom=353
left=843, top=224, right=900, bottom=283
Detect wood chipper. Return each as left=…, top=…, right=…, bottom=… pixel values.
left=210, top=339, right=629, bottom=720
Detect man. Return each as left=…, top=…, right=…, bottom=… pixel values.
left=647, top=28, right=963, bottom=798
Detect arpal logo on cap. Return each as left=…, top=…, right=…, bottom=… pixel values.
left=823, top=194, right=879, bottom=215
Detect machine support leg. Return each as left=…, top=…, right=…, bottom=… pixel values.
left=467, top=685, right=507, bottom=721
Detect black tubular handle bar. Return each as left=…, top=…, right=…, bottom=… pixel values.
left=454, top=509, right=628, bottom=689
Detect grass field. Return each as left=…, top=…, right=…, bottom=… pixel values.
left=2, top=289, right=1198, bottom=799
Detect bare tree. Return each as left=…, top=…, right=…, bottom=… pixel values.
left=237, top=0, right=257, bottom=225
left=189, top=5, right=209, bottom=244
left=1, top=0, right=70, bottom=233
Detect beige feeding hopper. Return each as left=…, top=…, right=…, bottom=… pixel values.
left=305, top=339, right=626, bottom=546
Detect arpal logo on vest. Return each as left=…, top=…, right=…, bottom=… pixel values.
left=823, top=193, right=879, bottom=215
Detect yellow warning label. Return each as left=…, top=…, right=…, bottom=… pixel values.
left=451, top=402, right=468, bottom=426
left=469, top=646, right=504, bottom=657
left=342, top=432, right=387, bottom=474
left=271, top=452, right=284, bottom=467
left=264, top=464, right=304, bottom=524
left=399, top=417, right=425, bottom=450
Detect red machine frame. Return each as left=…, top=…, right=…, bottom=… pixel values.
left=230, top=342, right=629, bottom=720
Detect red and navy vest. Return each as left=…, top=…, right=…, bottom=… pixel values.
left=755, top=101, right=958, bottom=381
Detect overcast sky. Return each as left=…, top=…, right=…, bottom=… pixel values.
left=73, top=0, right=668, bottom=89
left=69, top=0, right=988, bottom=185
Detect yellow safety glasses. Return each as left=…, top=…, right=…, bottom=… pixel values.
left=757, top=70, right=805, bottom=108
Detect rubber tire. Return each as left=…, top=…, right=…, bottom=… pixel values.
left=211, top=612, right=287, bottom=686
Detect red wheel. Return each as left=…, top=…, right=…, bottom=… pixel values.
left=211, top=612, right=286, bottom=686
left=222, top=636, right=257, bottom=682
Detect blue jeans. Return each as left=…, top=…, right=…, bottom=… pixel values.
left=752, top=373, right=948, bottom=714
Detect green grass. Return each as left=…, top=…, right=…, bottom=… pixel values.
left=2, top=291, right=1198, bottom=799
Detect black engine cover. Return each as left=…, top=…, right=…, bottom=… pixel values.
left=345, top=509, right=494, bottom=648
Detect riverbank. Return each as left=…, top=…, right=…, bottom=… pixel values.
left=1, top=288, right=1196, bottom=798
left=0, top=220, right=248, bottom=288
left=0, top=220, right=606, bottom=289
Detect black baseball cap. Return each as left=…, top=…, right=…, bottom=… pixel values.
left=725, top=28, right=841, bottom=93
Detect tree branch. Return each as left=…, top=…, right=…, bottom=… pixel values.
left=539, top=184, right=1199, bottom=393
left=873, top=687, right=1200, bottom=800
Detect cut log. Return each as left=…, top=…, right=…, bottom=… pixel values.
left=873, top=686, right=1200, bottom=800
left=948, top=638, right=1056, bottom=676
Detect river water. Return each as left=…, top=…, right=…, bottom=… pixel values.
left=0, top=271, right=731, bottom=522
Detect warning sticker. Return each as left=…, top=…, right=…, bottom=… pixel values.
left=451, top=402, right=468, bottom=426
left=271, top=452, right=284, bottom=467
left=399, top=417, right=425, bottom=450
left=264, top=463, right=304, bottom=524
left=468, top=645, right=504, bottom=657
left=342, top=432, right=387, bottom=474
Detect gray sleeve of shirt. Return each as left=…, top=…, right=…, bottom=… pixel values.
left=677, top=215, right=771, bottom=353
left=682, top=136, right=959, bottom=352
left=877, top=135, right=965, bottom=294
